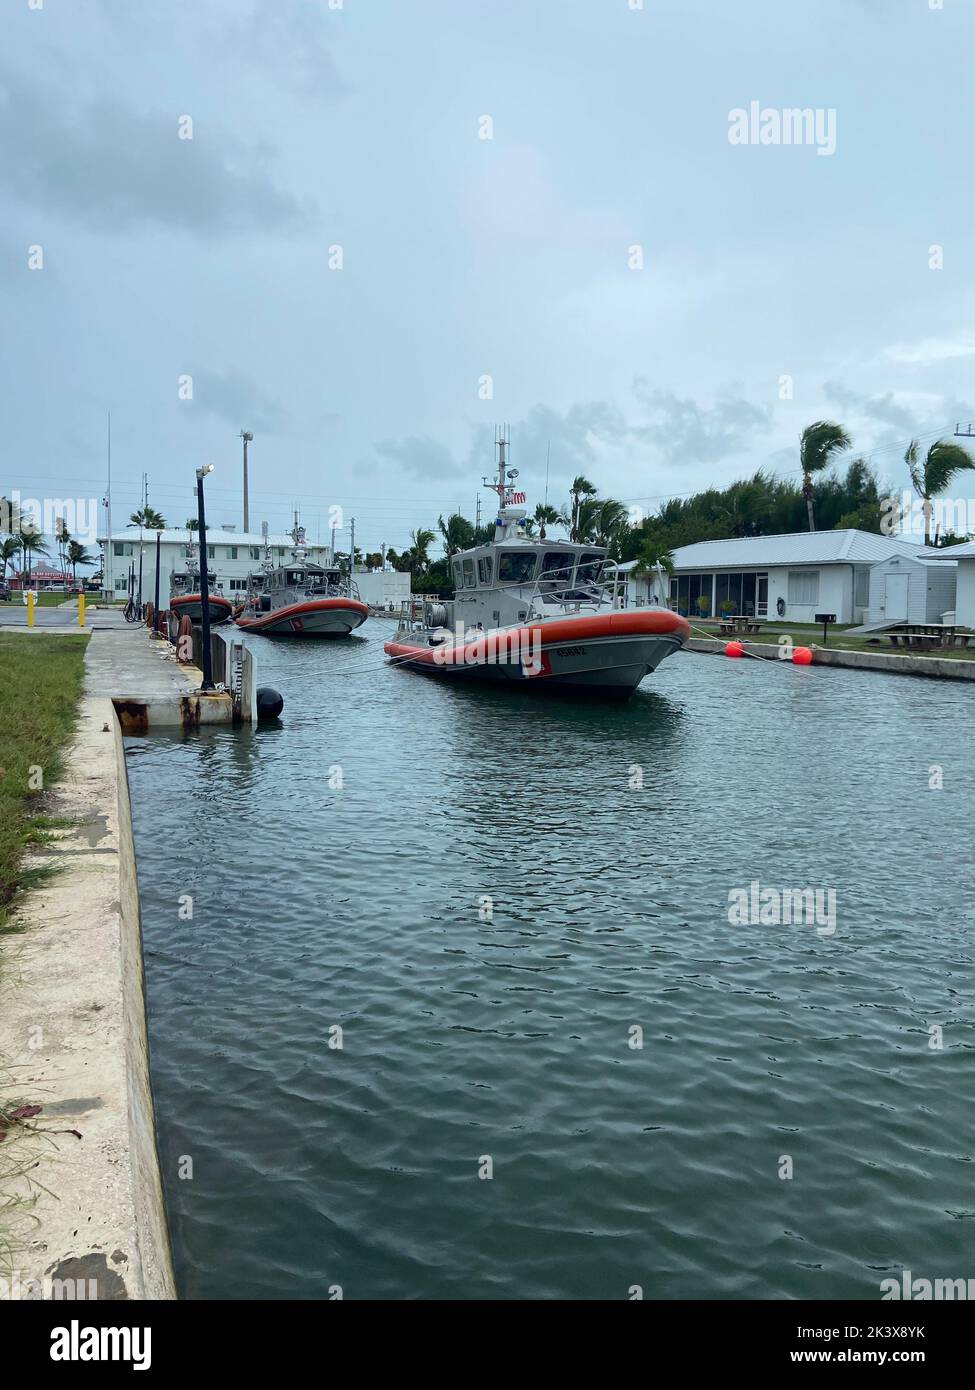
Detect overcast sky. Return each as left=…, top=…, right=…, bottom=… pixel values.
left=2, top=0, right=974, bottom=554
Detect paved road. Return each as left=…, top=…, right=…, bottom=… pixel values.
left=0, top=603, right=128, bottom=629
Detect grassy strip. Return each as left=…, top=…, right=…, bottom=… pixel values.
left=0, top=633, right=89, bottom=930
left=692, top=621, right=975, bottom=661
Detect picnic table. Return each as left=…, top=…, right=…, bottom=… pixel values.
left=885, top=622, right=974, bottom=651
left=717, top=614, right=764, bottom=635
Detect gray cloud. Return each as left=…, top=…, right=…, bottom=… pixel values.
left=0, top=66, right=310, bottom=236
left=374, top=435, right=462, bottom=480
left=632, top=383, right=772, bottom=466
left=224, top=1, right=348, bottom=98
left=188, top=366, right=287, bottom=433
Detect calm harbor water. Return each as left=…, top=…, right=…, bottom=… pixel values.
left=127, top=624, right=975, bottom=1300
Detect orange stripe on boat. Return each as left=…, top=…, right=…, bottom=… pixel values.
left=237, top=598, right=368, bottom=627
left=384, top=608, right=689, bottom=665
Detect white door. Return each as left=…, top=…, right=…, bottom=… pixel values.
left=884, top=573, right=909, bottom=620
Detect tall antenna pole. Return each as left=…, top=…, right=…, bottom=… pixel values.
left=240, top=431, right=253, bottom=531
left=105, top=411, right=113, bottom=600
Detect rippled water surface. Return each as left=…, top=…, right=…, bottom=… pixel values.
left=126, top=624, right=975, bottom=1299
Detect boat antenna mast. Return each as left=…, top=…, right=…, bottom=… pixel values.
left=260, top=520, right=274, bottom=574
left=483, top=425, right=521, bottom=523
left=289, top=508, right=307, bottom=559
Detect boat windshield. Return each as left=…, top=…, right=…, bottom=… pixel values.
left=497, top=551, right=537, bottom=584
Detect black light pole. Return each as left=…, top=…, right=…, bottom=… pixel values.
left=196, top=464, right=215, bottom=691
left=152, top=530, right=162, bottom=637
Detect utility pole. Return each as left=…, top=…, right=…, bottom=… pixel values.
left=104, top=411, right=113, bottom=601
left=330, top=521, right=337, bottom=565
left=350, top=517, right=356, bottom=575
left=240, top=431, right=253, bottom=532
left=196, top=465, right=215, bottom=691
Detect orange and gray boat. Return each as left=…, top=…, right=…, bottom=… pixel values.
left=384, top=435, right=688, bottom=698
left=235, top=524, right=368, bottom=638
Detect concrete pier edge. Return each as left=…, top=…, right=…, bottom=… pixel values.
left=685, top=637, right=975, bottom=680
left=0, top=631, right=178, bottom=1301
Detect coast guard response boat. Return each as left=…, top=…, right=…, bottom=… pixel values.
left=384, top=436, right=688, bottom=698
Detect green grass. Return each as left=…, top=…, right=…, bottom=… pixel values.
left=0, top=634, right=89, bottom=929
left=691, top=621, right=975, bottom=661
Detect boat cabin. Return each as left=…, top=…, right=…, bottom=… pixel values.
left=450, top=543, right=609, bottom=604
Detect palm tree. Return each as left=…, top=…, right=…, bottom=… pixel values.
left=66, top=541, right=94, bottom=582
left=905, top=438, right=975, bottom=545
left=185, top=518, right=199, bottom=532
left=533, top=503, right=567, bottom=540
left=799, top=421, right=851, bottom=531
left=437, top=513, right=476, bottom=556
left=17, top=525, right=48, bottom=583
left=633, top=540, right=676, bottom=607
left=1, top=535, right=20, bottom=578
left=573, top=497, right=629, bottom=551
left=130, top=506, right=167, bottom=530
left=569, top=476, right=597, bottom=541
left=409, top=528, right=436, bottom=575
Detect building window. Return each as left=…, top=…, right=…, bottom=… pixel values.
left=113, top=542, right=132, bottom=557
left=787, top=570, right=820, bottom=605
left=229, top=546, right=238, bottom=560
left=208, top=547, right=215, bottom=560
left=230, top=578, right=248, bottom=592
left=250, top=547, right=261, bottom=560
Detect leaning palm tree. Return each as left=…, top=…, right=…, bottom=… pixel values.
left=66, top=540, right=94, bottom=582
left=905, top=438, right=975, bottom=545
left=569, top=476, right=597, bottom=541
left=1, top=535, right=20, bottom=578
left=409, top=528, right=436, bottom=575
left=533, top=503, right=568, bottom=540
left=799, top=421, right=851, bottom=531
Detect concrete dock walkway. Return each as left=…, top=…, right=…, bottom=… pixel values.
left=0, top=628, right=181, bottom=1301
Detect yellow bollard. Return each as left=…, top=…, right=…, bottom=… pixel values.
left=78, top=592, right=86, bottom=627
left=27, top=590, right=35, bottom=628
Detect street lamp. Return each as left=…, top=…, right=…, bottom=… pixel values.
left=196, top=464, right=215, bottom=692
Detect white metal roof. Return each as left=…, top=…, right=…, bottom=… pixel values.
left=99, top=528, right=330, bottom=547
left=924, top=541, right=975, bottom=559
left=670, top=529, right=929, bottom=571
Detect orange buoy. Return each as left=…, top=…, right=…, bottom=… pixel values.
left=725, top=640, right=745, bottom=658
left=793, top=646, right=813, bottom=665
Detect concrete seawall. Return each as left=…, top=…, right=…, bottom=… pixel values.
left=685, top=637, right=975, bottom=680
left=0, top=635, right=176, bottom=1300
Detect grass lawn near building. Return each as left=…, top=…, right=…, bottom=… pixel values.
left=0, top=633, right=89, bottom=929
left=691, top=620, right=975, bottom=662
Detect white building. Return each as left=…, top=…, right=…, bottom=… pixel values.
left=927, top=541, right=975, bottom=627
left=99, top=528, right=413, bottom=608
left=352, top=568, right=411, bottom=610
left=866, top=552, right=957, bottom=626
left=99, top=529, right=334, bottom=599
left=620, top=529, right=932, bottom=624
